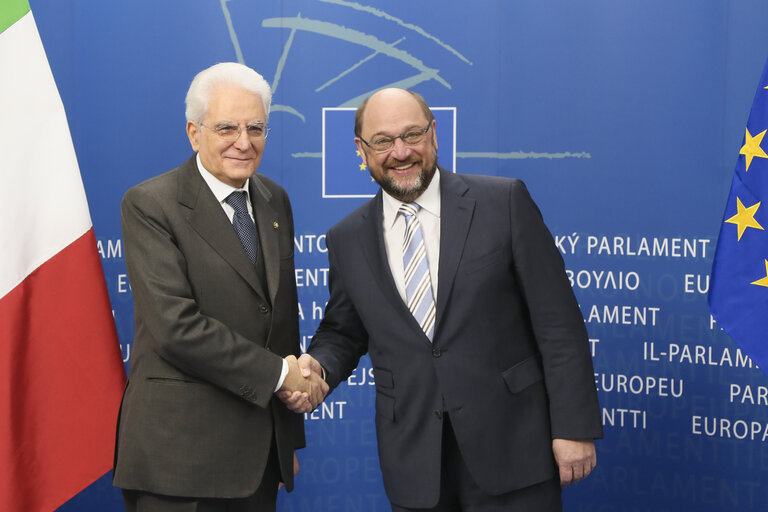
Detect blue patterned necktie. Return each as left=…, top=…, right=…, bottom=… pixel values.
left=399, top=202, right=436, bottom=341
left=225, top=191, right=260, bottom=265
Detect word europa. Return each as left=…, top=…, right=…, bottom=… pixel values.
left=692, top=416, right=768, bottom=442
left=554, top=234, right=711, bottom=258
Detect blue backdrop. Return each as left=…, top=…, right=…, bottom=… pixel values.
left=27, top=1, right=768, bottom=510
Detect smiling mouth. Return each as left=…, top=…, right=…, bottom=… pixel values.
left=390, top=162, right=417, bottom=171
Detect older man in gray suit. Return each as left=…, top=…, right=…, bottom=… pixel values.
left=113, top=62, right=325, bottom=512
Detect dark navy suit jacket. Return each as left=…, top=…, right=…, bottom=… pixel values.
left=309, top=168, right=602, bottom=508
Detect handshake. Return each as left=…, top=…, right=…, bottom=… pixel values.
left=277, top=354, right=329, bottom=414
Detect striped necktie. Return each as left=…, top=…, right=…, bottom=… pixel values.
left=399, top=202, right=436, bottom=341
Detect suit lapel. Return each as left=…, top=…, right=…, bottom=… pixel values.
left=177, top=157, right=267, bottom=301
left=359, top=191, right=450, bottom=344
left=357, top=193, right=416, bottom=322
left=250, top=175, right=280, bottom=304
left=435, top=169, right=475, bottom=336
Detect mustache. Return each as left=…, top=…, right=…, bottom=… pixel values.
left=385, top=157, right=419, bottom=167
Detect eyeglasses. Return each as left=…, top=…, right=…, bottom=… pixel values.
left=359, top=124, right=431, bottom=153
left=200, top=121, right=270, bottom=141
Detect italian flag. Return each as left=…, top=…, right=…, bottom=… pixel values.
left=0, top=1, right=127, bottom=511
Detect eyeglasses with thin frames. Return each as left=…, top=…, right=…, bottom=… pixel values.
left=200, top=121, right=270, bottom=141
left=359, top=124, right=431, bottom=153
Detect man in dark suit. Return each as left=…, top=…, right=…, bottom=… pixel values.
left=281, top=88, right=602, bottom=511
left=113, top=62, right=326, bottom=512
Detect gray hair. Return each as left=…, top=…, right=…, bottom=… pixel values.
left=184, top=62, right=272, bottom=122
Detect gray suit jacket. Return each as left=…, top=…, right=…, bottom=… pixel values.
left=113, top=156, right=303, bottom=498
left=309, top=169, right=602, bottom=508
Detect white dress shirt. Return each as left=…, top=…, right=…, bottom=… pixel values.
left=196, top=154, right=255, bottom=222
left=381, top=170, right=441, bottom=303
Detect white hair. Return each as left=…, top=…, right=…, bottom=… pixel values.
left=184, top=62, right=272, bottom=122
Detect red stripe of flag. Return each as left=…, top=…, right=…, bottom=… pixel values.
left=0, top=228, right=126, bottom=512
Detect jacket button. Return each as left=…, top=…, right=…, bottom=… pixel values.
left=259, top=304, right=270, bottom=314
left=434, top=410, right=443, bottom=419
left=432, top=349, right=441, bottom=358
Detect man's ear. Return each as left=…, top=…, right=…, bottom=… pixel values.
left=186, top=120, right=200, bottom=152
left=354, top=138, right=368, bottom=167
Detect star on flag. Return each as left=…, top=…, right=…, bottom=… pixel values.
left=710, top=58, right=768, bottom=376
left=751, top=260, right=768, bottom=288
left=740, top=128, right=768, bottom=171
left=724, top=197, right=764, bottom=240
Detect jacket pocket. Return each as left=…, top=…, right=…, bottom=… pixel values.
left=373, top=367, right=394, bottom=388
left=375, top=391, right=395, bottom=421
left=461, top=245, right=506, bottom=275
left=501, top=354, right=544, bottom=394
left=374, top=367, right=395, bottom=420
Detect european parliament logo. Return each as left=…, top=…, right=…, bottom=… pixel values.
left=322, top=107, right=456, bottom=198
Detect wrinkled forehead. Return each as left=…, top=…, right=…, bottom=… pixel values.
left=205, top=86, right=267, bottom=122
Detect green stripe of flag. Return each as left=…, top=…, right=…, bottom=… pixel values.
left=0, top=0, right=30, bottom=34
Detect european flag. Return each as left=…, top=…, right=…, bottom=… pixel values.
left=710, top=57, right=768, bottom=375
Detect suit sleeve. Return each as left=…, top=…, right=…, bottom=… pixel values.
left=122, top=185, right=285, bottom=408
left=508, top=180, right=602, bottom=440
left=307, top=228, right=369, bottom=390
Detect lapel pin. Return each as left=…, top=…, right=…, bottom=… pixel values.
left=273, top=221, right=279, bottom=230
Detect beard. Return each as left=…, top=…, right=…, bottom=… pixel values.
left=371, top=155, right=438, bottom=203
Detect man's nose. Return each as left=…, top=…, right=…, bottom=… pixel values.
left=389, top=137, right=410, bottom=159
left=232, top=128, right=251, bottom=149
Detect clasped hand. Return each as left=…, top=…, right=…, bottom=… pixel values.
left=277, top=354, right=328, bottom=413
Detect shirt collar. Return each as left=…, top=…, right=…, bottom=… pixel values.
left=196, top=153, right=251, bottom=204
left=382, top=169, right=441, bottom=227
